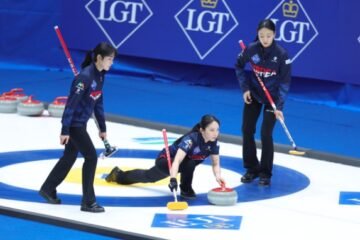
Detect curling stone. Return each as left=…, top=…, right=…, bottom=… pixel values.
left=48, top=96, right=67, bottom=117
left=2, top=88, right=28, bottom=102
left=17, top=95, right=44, bottom=116
left=207, top=184, right=238, bottom=206
left=0, top=96, right=18, bottom=113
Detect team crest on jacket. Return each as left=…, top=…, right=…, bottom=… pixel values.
left=184, top=139, right=193, bottom=150
left=91, top=80, right=97, bottom=90
left=75, top=82, right=85, bottom=94
left=251, top=54, right=260, bottom=64
left=271, top=56, right=278, bottom=63
left=90, top=90, right=102, bottom=100
left=193, top=146, right=200, bottom=154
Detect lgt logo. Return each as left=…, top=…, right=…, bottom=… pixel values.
left=266, top=0, right=319, bottom=63
left=175, top=0, right=238, bottom=60
left=85, top=0, right=153, bottom=48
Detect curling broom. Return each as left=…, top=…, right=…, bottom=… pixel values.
left=54, top=25, right=118, bottom=158
left=239, top=40, right=305, bottom=156
left=162, top=129, right=188, bottom=210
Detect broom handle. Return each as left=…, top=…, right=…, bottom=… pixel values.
left=54, top=26, right=79, bottom=76
left=162, top=129, right=178, bottom=202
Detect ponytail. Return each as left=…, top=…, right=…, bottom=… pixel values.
left=190, top=123, right=201, bottom=132
left=81, top=50, right=93, bottom=69
left=81, top=42, right=118, bottom=69
left=173, top=123, right=201, bottom=145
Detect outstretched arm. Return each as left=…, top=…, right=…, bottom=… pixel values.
left=210, top=154, right=225, bottom=186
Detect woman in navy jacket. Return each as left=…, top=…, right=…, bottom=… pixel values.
left=39, top=42, right=117, bottom=212
left=235, top=19, right=291, bottom=186
left=105, top=115, right=225, bottom=199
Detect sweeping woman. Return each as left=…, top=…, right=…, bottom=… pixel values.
left=235, top=19, right=292, bottom=186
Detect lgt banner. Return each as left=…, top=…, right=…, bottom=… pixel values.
left=61, top=0, right=360, bottom=85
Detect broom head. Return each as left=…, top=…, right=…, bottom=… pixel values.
left=167, top=201, right=188, bottom=210
left=289, top=149, right=306, bottom=156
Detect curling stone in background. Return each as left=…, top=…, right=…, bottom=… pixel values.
left=17, top=95, right=44, bottom=116
left=2, top=88, right=28, bottom=102
left=207, top=183, right=238, bottom=206
left=48, top=96, right=67, bottom=118
left=0, top=96, right=18, bottom=113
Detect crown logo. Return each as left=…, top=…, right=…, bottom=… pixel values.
left=282, top=0, right=299, bottom=18
left=201, top=0, right=218, bottom=9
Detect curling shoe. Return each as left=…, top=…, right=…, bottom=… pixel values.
left=258, top=176, right=271, bottom=186
left=39, top=189, right=61, bottom=204
left=180, top=186, right=197, bottom=199
left=241, top=172, right=259, bottom=183
left=81, top=202, right=105, bottom=213
left=105, top=166, right=120, bottom=182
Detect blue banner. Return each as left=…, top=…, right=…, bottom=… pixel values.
left=61, top=0, right=360, bottom=85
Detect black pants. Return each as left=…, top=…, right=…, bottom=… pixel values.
left=242, top=101, right=276, bottom=177
left=40, top=127, right=98, bottom=205
left=116, top=157, right=202, bottom=191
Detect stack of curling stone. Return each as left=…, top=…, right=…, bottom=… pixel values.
left=17, top=95, right=44, bottom=116
left=207, top=183, right=238, bottom=206
left=48, top=96, right=67, bottom=117
left=0, top=88, right=28, bottom=113
left=0, top=95, right=18, bottom=113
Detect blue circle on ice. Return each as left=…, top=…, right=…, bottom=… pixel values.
left=0, top=149, right=309, bottom=206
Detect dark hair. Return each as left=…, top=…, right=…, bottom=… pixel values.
left=257, top=19, right=276, bottom=32
left=174, top=114, right=220, bottom=145
left=81, top=42, right=118, bottom=69
left=255, top=19, right=276, bottom=42
left=191, top=114, right=220, bottom=132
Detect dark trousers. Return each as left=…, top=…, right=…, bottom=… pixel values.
left=117, top=157, right=202, bottom=191
left=40, top=127, right=98, bottom=205
left=242, top=101, right=276, bottom=177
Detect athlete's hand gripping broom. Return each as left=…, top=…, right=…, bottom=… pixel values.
left=162, top=129, right=188, bottom=210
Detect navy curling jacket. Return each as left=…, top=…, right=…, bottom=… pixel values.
left=61, top=63, right=106, bottom=135
left=235, top=41, right=291, bottom=110
left=159, top=132, right=220, bottom=162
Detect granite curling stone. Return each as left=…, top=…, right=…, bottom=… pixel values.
left=17, top=96, right=44, bottom=116
left=48, top=96, right=67, bottom=118
left=207, top=185, right=238, bottom=206
left=0, top=96, right=18, bottom=113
